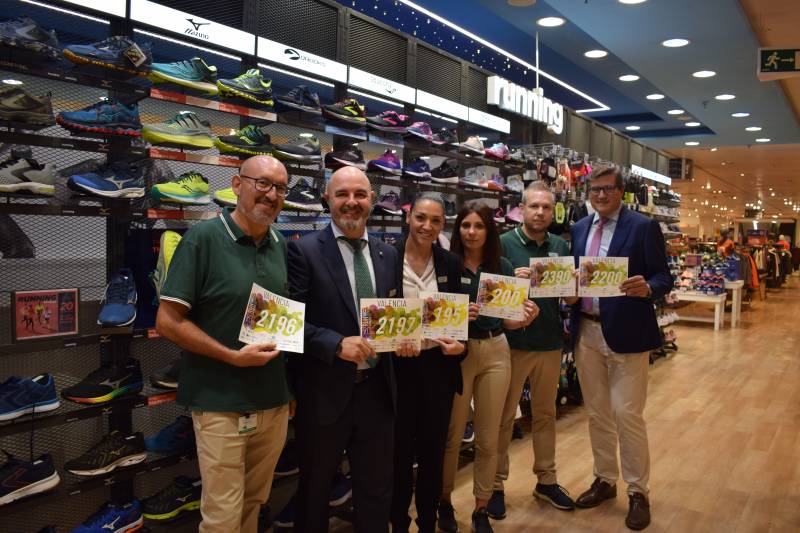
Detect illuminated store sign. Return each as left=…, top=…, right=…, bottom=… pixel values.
left=487, top=76, right=564, bottom=135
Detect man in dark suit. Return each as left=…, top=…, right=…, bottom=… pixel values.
left=569, top=165, right=672, bottom=531
left=288, top=166, right=399, bottom=533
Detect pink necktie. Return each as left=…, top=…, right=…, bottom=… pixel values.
left=581, top=217, right=607, bottom=312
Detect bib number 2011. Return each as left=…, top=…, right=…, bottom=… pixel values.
left=255, top=311, right=300, bottom=336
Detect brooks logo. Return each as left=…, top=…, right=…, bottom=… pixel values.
left=284, top=48, right=324, bottom=66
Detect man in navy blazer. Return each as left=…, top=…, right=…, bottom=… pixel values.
left=569, top=165, right=672, bottom=531
left=288, top=166, right=399, bottom=533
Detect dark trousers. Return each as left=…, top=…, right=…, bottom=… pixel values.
left=294, top=373, right=394, bottom=533
left=391, top=348, right=457, bottom=533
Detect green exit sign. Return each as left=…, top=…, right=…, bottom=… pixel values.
left=758, top=48, right=800, bottom=80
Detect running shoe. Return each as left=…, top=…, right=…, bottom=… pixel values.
left=0, top=147, right=57, bottom=196
left=283, top=179, right=324, bottom=212
left=485, top=142, right=510, bottom=161
left=213, top=187, right=237, bottom=207
left=151, top=230, right=182, bottom=301
left=142, top=111, right=213, bottom=149
left=72, top=500, right=143, bottom=533
left=432, top=128, right=458, bottom=147
left=459, top=135, right=485, bottom=155
left=329, top=472, right=352, bottom=506
left=61, top=357, right=142, bottom=404
left=217, top=69, right=273, bottom=106
left=367, top=150, right=402, bottom=175
left=67, top=161, right=146, bottom=199
left=430, top=159, right=459, bottom=184
left=142, top=476, right=201, bottom=521
left=406, top=121, right=433, bottom=142
left=214, top=124, right=271, bottom=156
left=148, top=57, right=218, bottom=94
left=63, top=36, right=152, bottom=76
left=403, top=157, right=431, bottom=179
left=506, top=206, right=523, bottom=223
left=65, top=430, right=147, bottom=476
left=0, top=374, right=59, bottom=421
left=151, top=172, right=210, bottom=205
left=509, top=149, right=526, bottom=164
left=322, top=98, right=366, bottom=126
left=0, top=85, right=54, bottom=125
left=150, top=359, right=179, bottom=390
left=0, top=452, right=59, bottom=506
left=459, top=172, right=483, bottom=189
left=325, top=147, right=366, bottom=170
left=506, top=174, right=524, bottom=193
left=276, top=85, right=321, bottom=114
left=57, top=100, right=141, bottom=137
left=445, top=200, right=457, bottom=220
left=0, top=16, right=60, bottom=59
left=145, top=415, right=195, bottom=454
left=275, top=439, right=299, bottom=477
left=494, top=208, right=506, bottom=224
left=487, top=173, right=506, bottom=191
left=272, top=135, right=321, bottom=162
left=96, top=268, right=137, bottom=326
left=274, top=495, right=296, bottom=528
left=374, top=191, right=403, bottom=216
left=366, top=110, right=412, bottom=133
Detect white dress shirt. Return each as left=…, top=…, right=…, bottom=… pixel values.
left=584, top=204, right=622, bottom=314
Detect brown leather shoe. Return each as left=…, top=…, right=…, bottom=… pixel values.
left=625, top=492, right=651, bottom=530
left=575, top=478, right=617, bottom=508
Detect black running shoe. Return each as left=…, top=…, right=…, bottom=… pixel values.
left=65, top=430, right=147, bottom=476
left=0, top=452, right=60, bottom=506
left=0, top=16, right=60, bottom=59
left=150, top=360, right=179, bottom=390
left=432, top=128, right=458, bottom=147
left=283, top=179, right=324, bottom=212
left=276, top=85, right=321, bottom=114
left=322, top=98, right=366, bottom=126
left=273, top=135, right=322, bottom=162
left=61, top=358, right=143, bottom=404
left=142, top=476, right=201, bottom=521
left=217, top=69, right=273, bottom=106
left=445, top=200, right=457, bottom=220
left=214, top=124, right=272, bottom=156
left=324, top=147, right=366, bottom=170
left=430, top=159, right=460, bottom=184
left=366, top=110, right=413, bottom=133
left=0, top=85, right=54, bottom=125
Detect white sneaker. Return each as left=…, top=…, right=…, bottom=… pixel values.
left=459, top=135, right=484, bottom=155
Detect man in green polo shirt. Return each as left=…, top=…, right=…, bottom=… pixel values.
left=156, top=155, right=291, bottom=533
left=489, top=181, right=579, bottom=518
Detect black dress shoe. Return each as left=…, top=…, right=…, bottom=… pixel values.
left=575, top=478, right=617, bottom=508
left=625, top=492, right=651, bottom=530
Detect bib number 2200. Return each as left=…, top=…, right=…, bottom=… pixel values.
left=591, top=271, right=624, bottom=286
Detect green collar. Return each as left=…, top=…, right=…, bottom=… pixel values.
left=515, top=226, right=550, bottom=247
left=220, top=207, right=278, bottom=247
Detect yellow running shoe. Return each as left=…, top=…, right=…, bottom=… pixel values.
left=151, top=171, right=210, bottom=205
left=213, top=187, right=237, bottom=207
left=152, top=230, right=182, bottom=299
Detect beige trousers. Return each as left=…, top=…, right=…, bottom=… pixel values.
left=495, top=348, right=562, bottom=489
left=442, top=334, right=511, bottom=500
left=575, top=320, right=650, bottom=495
left=193, top=405, right=290, bottom=533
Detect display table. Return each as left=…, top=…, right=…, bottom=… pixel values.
left=725, top=280, right=744, bottom=328
left=674, top=291, right=727, bottom=331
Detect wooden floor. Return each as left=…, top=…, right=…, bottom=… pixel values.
left=328, top=275, right=800, bottom=533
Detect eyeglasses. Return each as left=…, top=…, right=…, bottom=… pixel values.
left=587, top=184, right=620, bottom=196
left=239, top=174, right=288, bottom=196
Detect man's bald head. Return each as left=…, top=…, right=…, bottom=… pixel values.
left=326, top=165, right=370, bottom=195
left=240, top=155, right=288, bottom=184
left=324, top=166, right=375, bottom=238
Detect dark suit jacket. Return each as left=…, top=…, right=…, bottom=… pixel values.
left=288, top=225, right=400, bottom=425
left=570, top=206, right=673, bottom=353
left=394, top=238, right=465, bottom=395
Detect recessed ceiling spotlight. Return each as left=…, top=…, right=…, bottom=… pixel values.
left=731, top=112, right=750, bottom=118
left=685, top=141, right=700, bottom=146
left=537, top=17, right=565, bottom=27
left=646, top=93, right=665, bottom=100
left=1, top=79, right=23, bottom=85
left=710, top=147, right=718, bottom=151
left=715, top=94, right=735, bottom=100
left=692, top=70, right=716, bottom=78
left=686, top=121, right=701, bottom=127
left=745, top=126, right=762, bottom=132
left=755, top=138, right=771, bottom=142
left=619, top=74, right=640, bottom=82
left=625, top=125, right=641, bottom=131
left=584, top=49, right=608, bottom=58
left=619, top=0, right=647, bottom=4
left=662, top=38, right=690, bottom=48
left=667, top=109, right=684, bottom=115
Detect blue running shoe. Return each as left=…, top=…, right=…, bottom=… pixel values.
left=329, top=472, right=352, bottom=506
left=149, top=57, right=218, bottom=94
left=68, top=161, right=146, bottom=199
left=97, top=268, right=137, bottom=326
left=403, top=157, right=432, bottom=180
left=0, top=452, right=60, bottom=506
left=64, top=36, right=152, bottom=76
left=72, top=500, right=143, bottom=533
left=0, top=373, right=59, bottom=421
left=56, top=100, right=141, bottom=137
left=145, top=415, right=195, bottom=454
left=276, top=84, right=321, bottom=114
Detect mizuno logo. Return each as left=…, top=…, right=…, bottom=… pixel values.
left=301, top=192, right=315, bottom=200
left=185, top=19, right=210, bottom=40
left=103, top=516, right=120, bottom=530
left=186, top=18, right=210, bottom=31
left=176, top=495, right=190, bottom=502
left=99, top=375, right=129, bottom=388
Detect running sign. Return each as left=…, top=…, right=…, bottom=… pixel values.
left=758, top=48, right=800, bottom=81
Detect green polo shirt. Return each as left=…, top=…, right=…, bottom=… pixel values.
left=160, top=208, right=291, bottom=412
left=500, top=227, right=570, bottom=352
left=460, top=257, right=514, bottom=337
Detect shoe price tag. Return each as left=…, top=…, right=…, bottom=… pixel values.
left=238, top=413, right=257, bottom=435
left=124, top=43, right=147, bottom=67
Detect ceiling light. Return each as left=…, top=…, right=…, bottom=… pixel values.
left=731, top=112, right=750, bottom=118
left=662, top=38, right=690, bottom=48
left=1, top=79, right=23, bottom=85
left=755, top=138, right=771, bottom=142
left=537, top=17, right=565, bottom=27
left=710, top=147, right=718, bottom=151
left=619, top=0, right=648, bottom=4
left=686, top=121, right=701, bottom=127
left=685, top=141, right=700, bottom=146
left=740, top=173, right=745, bottom=177
left=646, top=93, right=665, bottom=100
left=619, top=74, right=640, bottom=82
left=584, top=49, right=608, bottom=58
left=771, top=192, right=776, bottom=196
left=715, top=94, right=735, bottom=100
left=626, top=125, right=641, bottom=131
left=692, top=70, right=716, bottom=78
left=745, top=126, right=762, bottom=132
left=667, top=109, right=684, bottom=115
left=732, top=196, right=737, bottom=199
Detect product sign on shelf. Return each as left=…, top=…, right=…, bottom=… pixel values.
left=348, top=67, right=415, bottom=104
left=130, top=0, right=255, bottom=55
left=60, top=0, right=126, bottom=17
left=467, top=107, right=511, bottom=134
left=415, top=90, right=468, bottom=121
left=257, top=37, right=348, bottom=83
left=487, top=76, right=564, bottom=135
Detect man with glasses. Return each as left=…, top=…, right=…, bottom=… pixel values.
left=569, top=165, right=672, bottom=530
left=157, top=155, right=292, bottom=532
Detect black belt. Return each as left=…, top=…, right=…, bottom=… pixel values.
left=354, top=368, right=375, bottom=384
left=580, top=312, right=602, bottom=323
left=469, top=327, right=504, bottom=340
